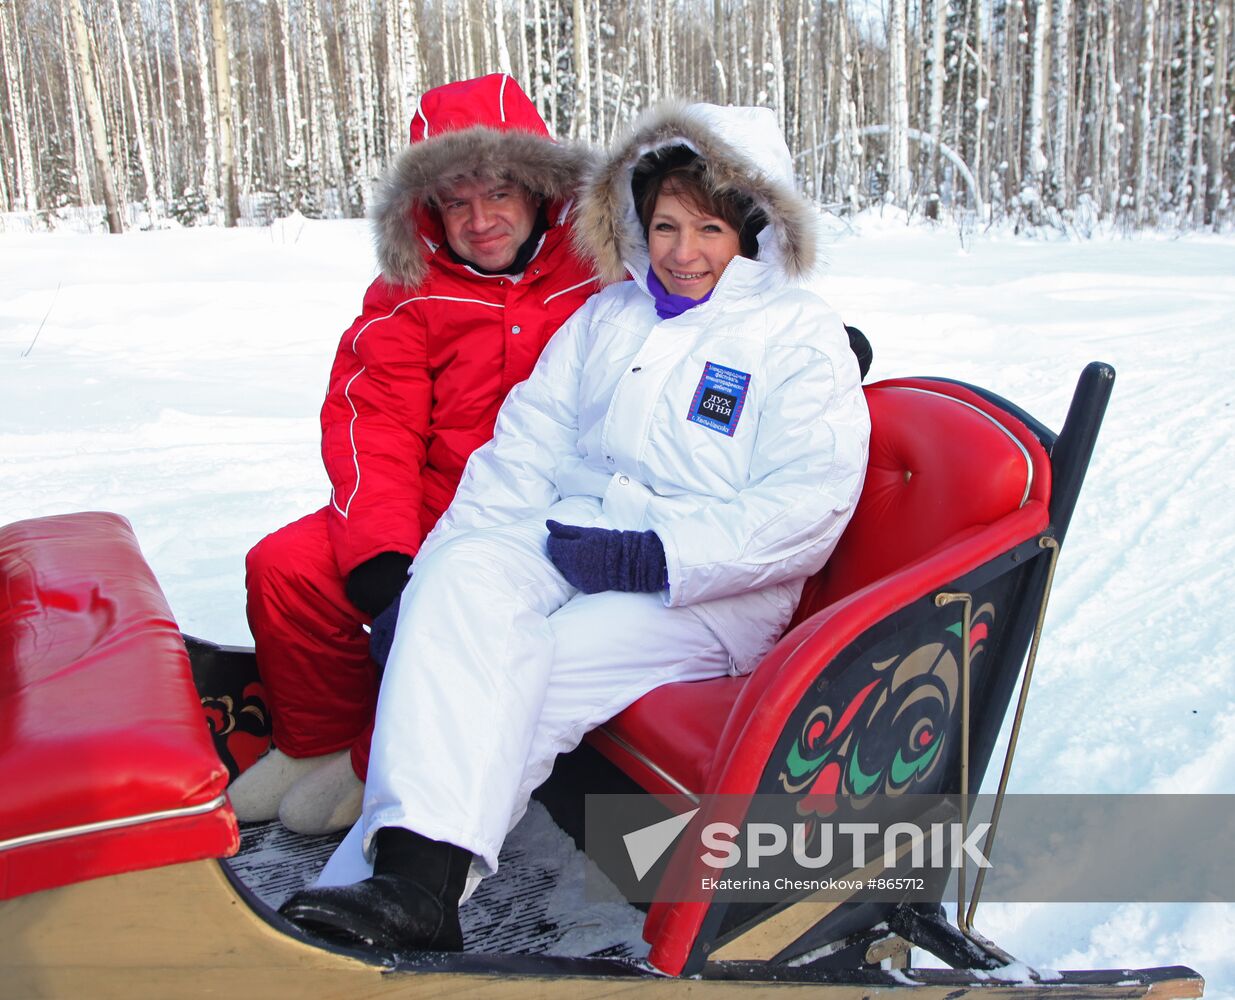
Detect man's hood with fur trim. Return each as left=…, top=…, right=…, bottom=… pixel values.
left=372, top=74, right=593, bottom=287
left=574, top=103, right=819, bottom=285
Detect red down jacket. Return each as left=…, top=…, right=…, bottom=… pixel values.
left=246, top=75, right=599, bottom=776
left=320, top=216, right=598, bottom=574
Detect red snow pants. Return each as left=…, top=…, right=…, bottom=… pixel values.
left=245, top=508, right=378, bottom=780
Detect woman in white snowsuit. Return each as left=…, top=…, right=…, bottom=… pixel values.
left=280, top=102, right=871, bottom=952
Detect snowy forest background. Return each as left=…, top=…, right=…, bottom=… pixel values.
left=2, top=0, right=1232, bottom=235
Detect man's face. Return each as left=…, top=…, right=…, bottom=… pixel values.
left=437, top=179, right=540, bottom=272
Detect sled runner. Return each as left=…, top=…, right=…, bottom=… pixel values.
left=0, top=363, right=1206, bottom=998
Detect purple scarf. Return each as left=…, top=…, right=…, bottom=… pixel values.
left=647, top=267, right=713, bottom=320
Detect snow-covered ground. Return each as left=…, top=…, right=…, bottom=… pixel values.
left=3, top=214, right=1233, bottom=994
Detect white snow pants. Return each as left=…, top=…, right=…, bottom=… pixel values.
left=317, top=497, right=730, bottom=884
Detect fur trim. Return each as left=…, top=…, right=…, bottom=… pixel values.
left=574, top=103, right=818, bottom=284
left=374, top=127, right=595, bottom=287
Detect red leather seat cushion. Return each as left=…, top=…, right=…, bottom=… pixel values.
left=0, top=512, right=237, bottom=899
left=587, top=676, right=745, bottom=797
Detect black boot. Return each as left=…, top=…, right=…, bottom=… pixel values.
left=278, top=827, right=471, bottom=952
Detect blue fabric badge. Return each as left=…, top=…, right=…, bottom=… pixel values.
left=687, top=362, right=751, bottom=436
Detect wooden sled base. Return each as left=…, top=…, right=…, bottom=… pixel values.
left=0, top=857, right=1203, bottom=1000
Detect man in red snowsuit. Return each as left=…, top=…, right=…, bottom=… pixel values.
left=234, top=74, right=598, bottom=834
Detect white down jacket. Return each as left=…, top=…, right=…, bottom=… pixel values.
left=418, top=104, right=870, bottom=673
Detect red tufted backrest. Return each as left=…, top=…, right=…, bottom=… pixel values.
left=791, top=380, right=1051, bottom=626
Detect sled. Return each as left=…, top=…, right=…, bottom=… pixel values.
left=0, top=363, right=1206, bottom=998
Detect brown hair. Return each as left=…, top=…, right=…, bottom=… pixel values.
left=637, top=166, right=746, bottom=232
left=633, top=152, right=766, bottom=258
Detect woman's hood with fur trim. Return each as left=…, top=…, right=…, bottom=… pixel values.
left=575, top=103, right=819, bottom=285
left=373, top=127, right=594, bottom=287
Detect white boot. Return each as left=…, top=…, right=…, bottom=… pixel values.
left=278, top=750, right=364, bottom=835
left=228, top=748, right=348, bottom=823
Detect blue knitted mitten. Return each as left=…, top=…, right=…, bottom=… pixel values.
left=369, top=595, right=401, bottom=670
left=545, top=520, right=667, bottom=594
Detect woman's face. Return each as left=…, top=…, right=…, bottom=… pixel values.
left=647, top=190, right=742, bottom=300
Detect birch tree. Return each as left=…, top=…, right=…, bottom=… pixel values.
left=593, top=0, right=604, bottom=143
left=1133, top=0, right=1159, bottom=222
left=151, top=1, right=173, bottom=203
left=192, top=0, right=218, bottom=206
left=925, top=0, right=948, bottom=204
left=59, top=3, right=92, bottom=208
left=1050, top=0, right=1072, bottom=204
left=386, top=0, right=422, bottom=154
left=0, top=139, right=8, bottom=214
left=973, top=0, right=990, bottom=212
left=460, top=0, right=477, bottom=79
left=66, top=0, right=123, bottom=231
left=641, top=0, right=657, bottom=103
left=1, top=0, right=37, bottom=212
left=399, top=0, right=422, bottom=128
left=493, top=0, right=513, bottom=76
left=532, top=0, right=547, bottom=117
left=210, top=0, right=239, bottom=225
left=886, top=0, right=911, bottom=204
left=107, top=0, right=159, bottom=223
left=342, top=0, right=373, bottom=211
left=1101, top=0, right=1122, bottom=217
left=711, top=0, right=727, bottom=102
left=765, top=0, right=786, bottom=134
left=571, top=0, right=590, bottom=139
left=1025, top=0, right=1050, bottom=210
left=1179, top=0, right=1204, bottom=221
left=306, top=0, right=344, bottom=213
left=834, top=0, right=863, bottom=212
left=1205, top=0, right=1230, bottom=225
